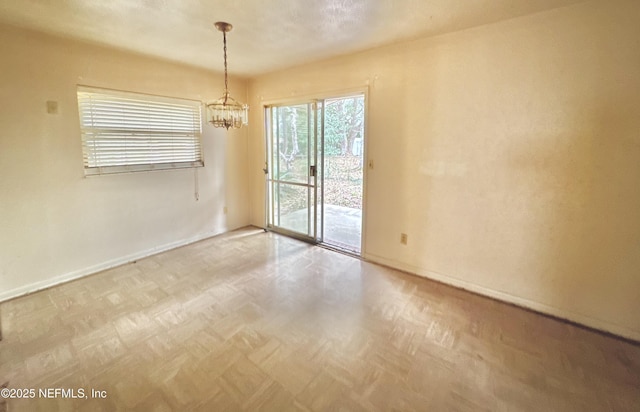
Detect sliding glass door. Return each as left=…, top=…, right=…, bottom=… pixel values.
left=265, top=102, right=321, bottom=242
left=265, top=93, right=365, bottom=254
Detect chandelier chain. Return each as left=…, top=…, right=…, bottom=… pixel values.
left=223, top=31, right=228, bottom=103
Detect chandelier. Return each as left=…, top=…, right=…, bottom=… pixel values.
left=207, top=22, right=248, bottom=130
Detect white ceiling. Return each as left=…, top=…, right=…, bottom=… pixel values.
left=0, top=0, right=585, bottom=78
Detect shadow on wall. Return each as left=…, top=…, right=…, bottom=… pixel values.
left=510, top=103, right=640, bottom=333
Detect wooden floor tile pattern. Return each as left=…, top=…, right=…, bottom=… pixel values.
left=1, top=227, right=639, bottom=411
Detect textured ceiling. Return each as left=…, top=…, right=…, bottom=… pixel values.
left=0, top=0, right=585, bottom=77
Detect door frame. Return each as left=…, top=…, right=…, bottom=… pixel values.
left=264, top=100, right=320, bottom=243
left=262, top=86, right=369, bottom=254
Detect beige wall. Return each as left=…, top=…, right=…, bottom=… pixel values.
left=0, top=25, right=250, bottom=300
left=248, top=0, right=640, bottom=340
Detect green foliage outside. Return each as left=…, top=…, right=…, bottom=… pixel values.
left=272, top=96, right=364, bottom=216
left=324, top=97, right=364, bottom=156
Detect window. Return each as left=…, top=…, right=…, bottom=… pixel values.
left=77, top=86, right=203, bottom=175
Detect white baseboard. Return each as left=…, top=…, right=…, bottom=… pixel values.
left=363, top=252, right=640, bottom=342
left=0, top=230, right=222, bottom=303
left=4, top=235, right=637, bottom=342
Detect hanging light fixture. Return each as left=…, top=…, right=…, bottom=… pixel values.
left=207, top=22, right=248, bottom=130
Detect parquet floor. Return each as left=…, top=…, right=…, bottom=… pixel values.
left=1, top=227, right=639, bottom=411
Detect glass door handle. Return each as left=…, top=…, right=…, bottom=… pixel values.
left=309, top=165, right=317, bottom=177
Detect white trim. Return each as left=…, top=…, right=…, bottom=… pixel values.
left=359, top=88, right=369, bottom=257
left=3, top=229, right=637, bottom=342
left=260, top=86, right=369, bottom=108
left=0, top=230, right=222, bottom=303
left=363, top=252, right=640, bottom=342
left=77, top=84, right=203, bottom=105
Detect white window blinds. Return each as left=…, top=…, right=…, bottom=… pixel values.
left=77, top=86, right=204, bottom=175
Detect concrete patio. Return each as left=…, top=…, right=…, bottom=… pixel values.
left=277, top=204, right=362, bottom=254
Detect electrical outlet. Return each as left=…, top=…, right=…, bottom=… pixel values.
left=223, top=206, right=228, bottom=214
left=400, top=233, right=408, bottom=245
